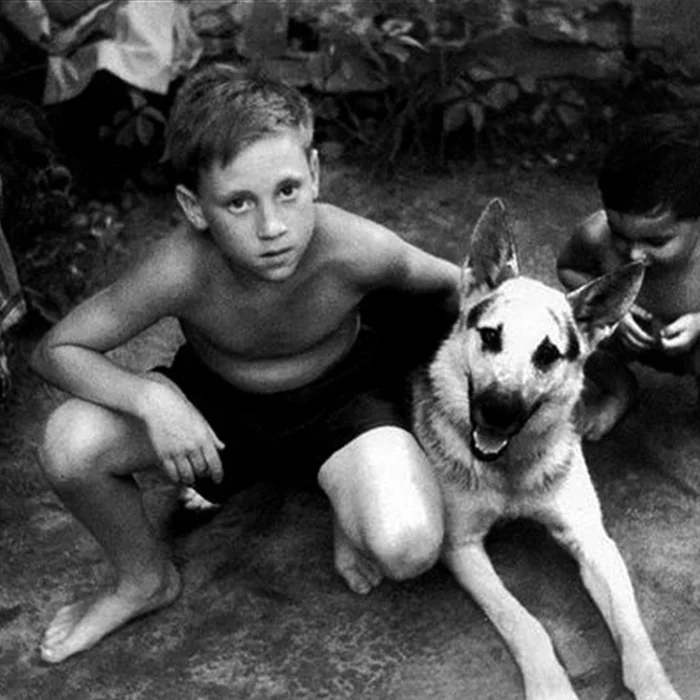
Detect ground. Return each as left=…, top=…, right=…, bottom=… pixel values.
left=1, top=161, right=699, bottom=700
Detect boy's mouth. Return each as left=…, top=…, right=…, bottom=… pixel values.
left=261, top=247, right=293, bottom=259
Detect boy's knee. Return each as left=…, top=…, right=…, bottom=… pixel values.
left=41, top=399, right=116, bottom=481
left=368, top=519, right=442, bottom=582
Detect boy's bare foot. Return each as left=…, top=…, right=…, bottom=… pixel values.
left=333, top=521, right=383, bottom=595
left=40, top=563, right=181, bottom=664
left=580, top=394, right=630, bottom=441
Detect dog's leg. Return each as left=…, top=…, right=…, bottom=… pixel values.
left=444, top=540, right=578, bottom=700
left=545, top=463, right=682, bottom=700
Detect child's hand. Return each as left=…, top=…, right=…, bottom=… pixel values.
left=659, top=313, right=700, bottom=355
left=137, top=381, right=225, bottom=485
left=616, top=305, right=656, bottom=352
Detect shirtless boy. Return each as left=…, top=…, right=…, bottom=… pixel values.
left=557, top=112, right=700, bottom=439
left=31, top=64, right=460, bottom=663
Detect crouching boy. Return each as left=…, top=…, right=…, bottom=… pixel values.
left=557, top=112, right=700, bottom=439
left=31, top=64, right=460, bottom=663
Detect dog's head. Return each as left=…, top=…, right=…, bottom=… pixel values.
left=454, top=198, right=644, bottom=462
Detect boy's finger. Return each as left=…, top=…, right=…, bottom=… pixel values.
left=162, top=456, right=180, bottom=484
left=175, top=455, right=195, bottom=485
left=188, top=451, right=208, bottom=477
left=202, top=445, right=224, bottom=483
left=210, top=429, right=225, bottom=450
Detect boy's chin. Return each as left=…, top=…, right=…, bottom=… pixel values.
left=255, top=260, right=300, bottom=282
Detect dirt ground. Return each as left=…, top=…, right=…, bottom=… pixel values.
left=1, top=161, right=700, bottom=700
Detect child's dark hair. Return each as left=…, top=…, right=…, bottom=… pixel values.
left=167, top=63, right=314, bottom=191
left=598, top=112, right=700, bottom=220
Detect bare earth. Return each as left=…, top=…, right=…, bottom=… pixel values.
left=1, top=162, right=699, bottom=700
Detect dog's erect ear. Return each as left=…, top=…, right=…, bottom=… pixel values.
left=567, top=261, right=645, bottom=345
left=462, top=198, right=519, bottom=298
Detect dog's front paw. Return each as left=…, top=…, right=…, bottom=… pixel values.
left=634, top=679, right=683, bottom=700
left=525, top=676, right=578, bottom=700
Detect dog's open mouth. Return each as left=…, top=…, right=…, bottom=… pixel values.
left=471, top=426, right=509, bottom=462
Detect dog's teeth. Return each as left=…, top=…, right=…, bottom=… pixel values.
left=473, top=428, right=508, bottom=457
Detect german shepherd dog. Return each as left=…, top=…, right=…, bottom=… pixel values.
left=412, top=199, right=682, bottom=700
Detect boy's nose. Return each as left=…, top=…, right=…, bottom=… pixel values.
left=258, top=205, right=286, bottom=239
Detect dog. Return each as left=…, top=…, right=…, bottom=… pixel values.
left=412, top=199, right=682, bottom=700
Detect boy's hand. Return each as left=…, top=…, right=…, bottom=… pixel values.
left=616, top=305, right=656, bottom=352
left=137, top=381, right=225, bottom=485
left=659, top=313, right=700, bottom=355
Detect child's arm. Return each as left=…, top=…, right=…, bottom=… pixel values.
left=557, top=210, right=657, bottom=352
left=318, top=204, right=460, bottom=305
left=30, top=240, right=224, bottom=485
left=658, top=313, right=700, bottom=355
left=557, top=210, right=610, bottom=291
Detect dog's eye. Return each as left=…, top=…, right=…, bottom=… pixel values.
left=533, top=337, right=561, bottom=370
left=478, top=326, right=502, bottom=353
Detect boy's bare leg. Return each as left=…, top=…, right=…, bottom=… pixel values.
left=580, top=349, right=638, bottom=441
left=39, top=397, right=181, bottom=663
left=318, top=426, right=443, bottom=594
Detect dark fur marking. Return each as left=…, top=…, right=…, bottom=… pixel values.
left=478, top=325, right=502, bottom=353
left=532, top=336, right=561, bottom=371
left=466, top=297, right=494, bottom=329
left=564, top=321, right=580, bottom=361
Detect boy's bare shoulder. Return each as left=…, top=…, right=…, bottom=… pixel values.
left=315, top=202, right=408, bottom=257
left=314, top=202, right=409, bottom=279
left=114, top=223, right=213, bottom=309
left=575, top=209, right=610, bottom=248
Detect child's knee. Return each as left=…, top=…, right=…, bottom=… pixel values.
left=41, top=399, right=118, bottom=481
left=368, top=518, right=442, bottom=581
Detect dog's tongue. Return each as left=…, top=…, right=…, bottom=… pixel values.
left=472, top=426, right=509, bottom=460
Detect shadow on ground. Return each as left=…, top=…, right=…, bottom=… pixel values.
left=1, top=163, right=699, bottom=699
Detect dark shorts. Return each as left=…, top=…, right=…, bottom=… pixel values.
left=154, top=326, right=417, bottom=503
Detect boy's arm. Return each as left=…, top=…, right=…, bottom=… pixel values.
left=318, top=204, right=461, bottom=360
left=318, top=204, right=460, bottom=304
left=557, top=209, right=609, bottom=291
left=31, top=240, right=224, bottom=484
left=31, top=242, right=185, bottom=412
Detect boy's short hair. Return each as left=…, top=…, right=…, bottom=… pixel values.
left=599, top=112, right=700, bottom=220
left=167, top=63, right=314, bottom=191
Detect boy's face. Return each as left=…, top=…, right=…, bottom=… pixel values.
left=177, top=130, right=319, bottom=283
left=607, top=209, right=700, bottom=269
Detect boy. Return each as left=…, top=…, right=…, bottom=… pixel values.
left=557, top=112, right=700, bottom=440
left=31, top=64, right=460, bottom=663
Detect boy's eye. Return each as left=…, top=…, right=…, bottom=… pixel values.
left=278, top=182, right=299, bottom=199
left=228, top=196, right=254, bottom=213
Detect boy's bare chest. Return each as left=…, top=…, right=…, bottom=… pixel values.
left=637, top=264, right=700, bottom=321
left=184, top=271, right=358, bottom=358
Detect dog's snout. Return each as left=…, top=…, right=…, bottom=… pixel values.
left=472, top=388, right=528, bottom=434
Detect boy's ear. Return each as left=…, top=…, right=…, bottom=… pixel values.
left=175, top=184, right=208, bottom=231
left=566, top=261, right=645, bottom=346
left=309, top=148, right=320, bottom=199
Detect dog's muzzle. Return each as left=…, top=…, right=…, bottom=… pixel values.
left=470, top=385, right=532, bottom=462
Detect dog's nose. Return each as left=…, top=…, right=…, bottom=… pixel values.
left=472, top=388, right=528, bottom=435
